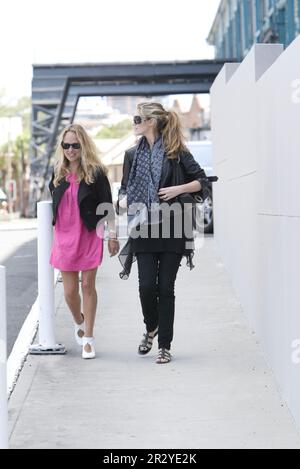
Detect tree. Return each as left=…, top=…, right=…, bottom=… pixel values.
left=0, top=91, right=31, bottom=133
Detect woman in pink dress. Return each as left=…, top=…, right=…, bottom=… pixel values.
left=49, top=124, right=119, bottom=359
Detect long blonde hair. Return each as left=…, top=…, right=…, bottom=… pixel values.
left=53, top=123, right=107, bottom=187
left=136, top=102, right=187, bottom=159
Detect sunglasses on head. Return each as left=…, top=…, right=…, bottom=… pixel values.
left=61, top=142, right=81, bottom=150
left=133, top=115, right=149, bottom=125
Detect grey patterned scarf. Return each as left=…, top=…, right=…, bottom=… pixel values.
left=127, top=136, right=164, bottom=227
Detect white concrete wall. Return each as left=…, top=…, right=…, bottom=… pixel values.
left=211, top=39, right=300, bottom=427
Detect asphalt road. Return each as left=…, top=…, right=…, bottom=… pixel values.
left=0, top=218, right=38, bottom=355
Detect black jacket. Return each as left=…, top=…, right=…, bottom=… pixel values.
left=117, top=145, right=207, bottom=209
left=49, top=169, right=113, bottom=232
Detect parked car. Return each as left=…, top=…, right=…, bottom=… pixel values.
left=186, top=140, right=214, bottom=233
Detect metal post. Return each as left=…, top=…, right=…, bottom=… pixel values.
left=29, top=201, right=66, bottom=354
left=0, top=266, right=8, bottom=449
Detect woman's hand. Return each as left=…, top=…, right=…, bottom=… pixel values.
left=107, top=230, right=119, bottom=257
left=158, top=186, right=182, bottom=202
left=108, top=237, right=119, bottom=257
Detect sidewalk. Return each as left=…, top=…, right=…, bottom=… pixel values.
left=7, top=237, right=300, bottom=449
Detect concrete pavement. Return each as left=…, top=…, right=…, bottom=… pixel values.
left=7, top=236, right=300, bottom=449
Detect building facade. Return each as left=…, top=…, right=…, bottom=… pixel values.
left=208, top=0, right=300, bottom=60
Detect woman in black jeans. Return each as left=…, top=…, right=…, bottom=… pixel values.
left=118, top=102, right=207, bottom=364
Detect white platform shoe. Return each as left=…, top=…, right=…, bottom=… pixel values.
left=82, top=337, right=96, bottom=359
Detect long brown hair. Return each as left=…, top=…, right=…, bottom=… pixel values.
left=136, top=102, right=187, bottom=159
left=53, top=123, right=107, bottom=187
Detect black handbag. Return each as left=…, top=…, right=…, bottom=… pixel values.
left=173, top=156, right=216, bottom=203
left=172, top=156, right=216, bottom=232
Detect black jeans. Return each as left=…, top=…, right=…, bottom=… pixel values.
left=136, top=252, right=182, bottom=350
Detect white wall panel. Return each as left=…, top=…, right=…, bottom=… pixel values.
left=211, top=39, right=300, bottom=427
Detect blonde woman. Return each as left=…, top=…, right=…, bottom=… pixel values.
left=49, top=124, right=119, bottom=359
left=118, top=102, right=207, bottom=364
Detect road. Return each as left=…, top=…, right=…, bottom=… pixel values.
left=0, top=218, right=38, bottom=355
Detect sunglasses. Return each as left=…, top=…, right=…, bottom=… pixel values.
left=133, top=115, right=149, bottom=125
left=61, top=142, right=81, bottom=150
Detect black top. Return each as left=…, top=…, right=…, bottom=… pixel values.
left=130, top=167, right=186, bottom=254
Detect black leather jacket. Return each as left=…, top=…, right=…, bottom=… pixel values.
left=117, top=145, right=207, bottom=212
left=49, top=170, right=113, bottom=231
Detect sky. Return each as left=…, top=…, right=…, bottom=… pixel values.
left=0, top=0, right=220, bottom=103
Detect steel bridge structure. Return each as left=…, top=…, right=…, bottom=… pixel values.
left=29, top=60, right=225, bottom=214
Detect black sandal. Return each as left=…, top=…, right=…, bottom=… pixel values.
left=138, top=327, right=158, bottom=355
left=156, top=348, right=172, bottom=364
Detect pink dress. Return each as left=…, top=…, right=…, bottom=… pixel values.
left=50, top=173, right=104, bottom=271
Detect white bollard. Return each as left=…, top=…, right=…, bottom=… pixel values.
left=29, top=201, right=65, bottom=354
left=0, top=265, right=8, bottom=449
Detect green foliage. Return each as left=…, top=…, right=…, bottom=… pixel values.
left=96, top=119, right=132, bottom=139
left=0, top=92, right=31, bottom=198
left=0, top=91, right=31, bottom=133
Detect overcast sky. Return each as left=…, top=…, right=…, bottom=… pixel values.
left=1, top=0, right=220, bottom=101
